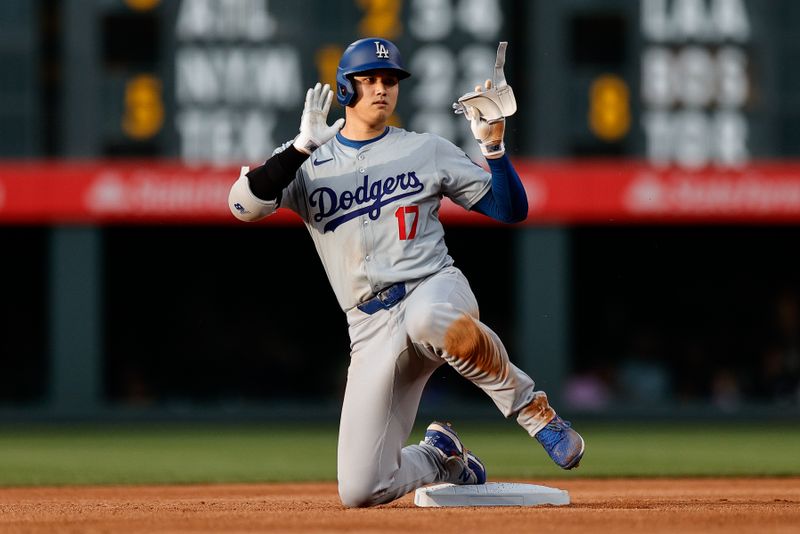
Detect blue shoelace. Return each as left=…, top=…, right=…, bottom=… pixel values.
left=537, top=418, right=572, bottom=448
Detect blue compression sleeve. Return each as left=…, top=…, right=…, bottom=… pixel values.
left=471, top=155, right=528, bottom=223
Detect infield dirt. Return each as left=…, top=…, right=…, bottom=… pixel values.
left=0, top=477, right=798, bottom=533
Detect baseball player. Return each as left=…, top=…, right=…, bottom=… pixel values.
left=228, top=38, right=584, bottom=507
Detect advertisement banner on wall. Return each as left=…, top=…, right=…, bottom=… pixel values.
left=2, top=160, right=800, bottom=225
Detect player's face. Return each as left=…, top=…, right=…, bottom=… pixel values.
left=349, top=70, right=399, bottom=128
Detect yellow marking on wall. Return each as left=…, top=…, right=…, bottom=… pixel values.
left=122, top=74, right=164, bottom=140
left=358, top=0, right=402, bottom=38
left=589, top=74, right=631, bottom=141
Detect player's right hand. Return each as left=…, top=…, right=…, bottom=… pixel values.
left=293, top=83, right=345, bottom=155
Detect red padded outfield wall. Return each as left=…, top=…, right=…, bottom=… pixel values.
left=2, top=160, right=800, bottom=224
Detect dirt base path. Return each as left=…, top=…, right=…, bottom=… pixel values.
left=0, top=478, right=798, bottom=533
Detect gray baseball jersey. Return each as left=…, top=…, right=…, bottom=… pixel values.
left=273, top=126, right=491, bottom=310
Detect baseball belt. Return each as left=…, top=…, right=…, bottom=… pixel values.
left=357, top=282, right=407, bottom=314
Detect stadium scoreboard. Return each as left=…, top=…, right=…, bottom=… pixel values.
left=11, top=0, right=799, bottom=168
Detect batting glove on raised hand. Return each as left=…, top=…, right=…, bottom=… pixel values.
left=464, top=79, right=506, bottom=159
left=293, top=83, right=345, bottom=155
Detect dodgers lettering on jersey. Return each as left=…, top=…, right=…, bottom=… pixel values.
left=280, top=127, right=491, bottom=311
left=309, top=171, right=424, bottom=232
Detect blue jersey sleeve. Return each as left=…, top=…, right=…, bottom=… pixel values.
left=471, top=155, right=528, bottom=223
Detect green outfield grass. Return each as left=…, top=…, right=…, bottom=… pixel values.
left=0, top=421, right=798, bottom=486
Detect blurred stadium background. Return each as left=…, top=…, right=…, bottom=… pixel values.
left=1, top=0, right=800, bottom=430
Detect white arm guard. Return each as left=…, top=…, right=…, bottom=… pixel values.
left=228, top=166, right=279, bottom=222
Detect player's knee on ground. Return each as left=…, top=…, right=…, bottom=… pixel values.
left=338, top=479, right=391, bottom=508
left=405, top=301, right=462, bottom=348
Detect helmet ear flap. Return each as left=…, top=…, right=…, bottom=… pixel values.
left=336, top=71, right=354, bottom=106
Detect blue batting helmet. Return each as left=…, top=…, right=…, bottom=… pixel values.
left=336, top=38, right=411, bottom=106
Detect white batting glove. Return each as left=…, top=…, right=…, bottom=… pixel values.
left=293, top=83, right=345, bottom=155
left=464, top=79, right=506, bottom=159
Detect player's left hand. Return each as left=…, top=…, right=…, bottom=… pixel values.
left=293, top=83, right=345, bottom=155
left=465, top=79, right=506, bottom=159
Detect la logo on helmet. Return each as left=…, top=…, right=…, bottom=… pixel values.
left=374, top=41, right=389, bottom=59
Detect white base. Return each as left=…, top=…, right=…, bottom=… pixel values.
left=414, top=482, right=570, bottom=507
